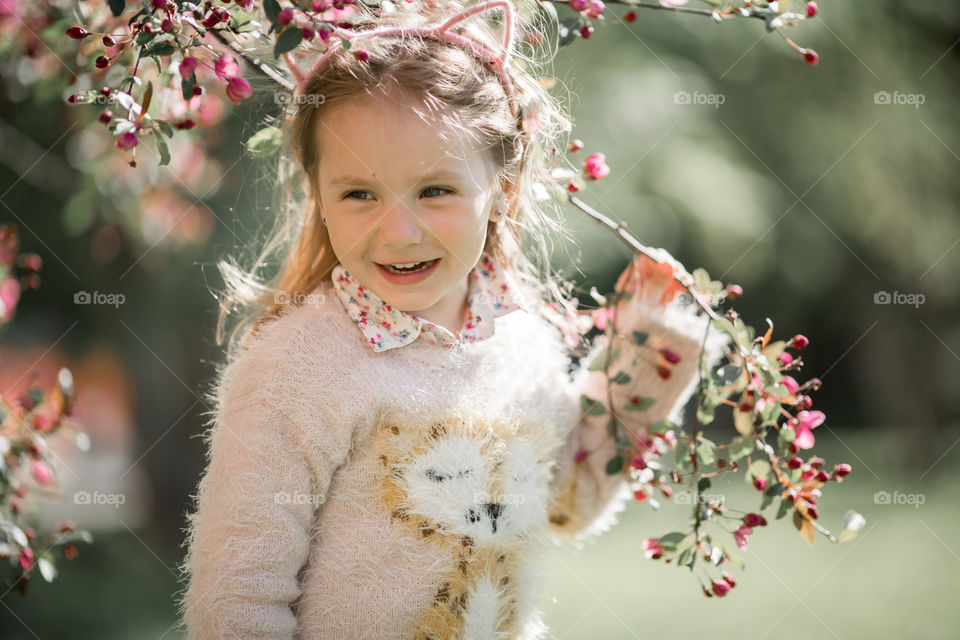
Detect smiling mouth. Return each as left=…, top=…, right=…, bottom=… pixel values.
left=377, top=259, right=440, bottom=274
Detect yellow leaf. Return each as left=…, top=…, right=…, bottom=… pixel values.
left=733, top=407, right=754, bottom=436
left=799, top=519, right=816, bottom=548
left=836, top=528, right=859, bottom=543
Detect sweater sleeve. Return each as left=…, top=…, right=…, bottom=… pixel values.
left=175, top=329, right=332, bottom=638
left=544, top=251, right=731, bottom=544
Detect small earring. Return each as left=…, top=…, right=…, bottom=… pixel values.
left=495, top=210, right=502, bottom=217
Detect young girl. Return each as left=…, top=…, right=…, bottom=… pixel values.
left=176, top=1, right=728, bottom=637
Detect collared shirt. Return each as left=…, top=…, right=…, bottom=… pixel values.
left=331, top=252, right=529, bottom=352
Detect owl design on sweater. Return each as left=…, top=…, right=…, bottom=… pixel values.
left=374, top=411, right=559, bottom=640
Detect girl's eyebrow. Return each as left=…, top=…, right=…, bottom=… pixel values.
left=328, top=170, right=466, bottom=186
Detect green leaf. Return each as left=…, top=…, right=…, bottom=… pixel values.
left=108, top=0, right=126, bottom=17
left=181, top=76, right=195, bottom=101
left=156, top=119, right=174, bottom=138
left=579, top=394, right=607, bottom=416
left=153, top=133, right=170, bottom=166
left=696, top=401, right=717, bottom=426
left=651, top=418, right=677, bottom=433
left=610, top=371, right=631, bottom=385
left=274, top=25, right=304, bottom=58
left=264, top=0, right=282, bottom=24
left=727, top=434, right=755, bottom=462
left=712, top=364, right=743, bottom=386
left=746, top=459, right=771, bottom=485
left=625, top=395, right=655, bottom=411
left=696, top=437, right=717, bottom=466
left=778, top=427, right=796, bottom=444
left=340, top=34, right=352, bottom=51
left=632, top=331, right=648, bottom=346
left=558, top=15, right=582, bottom=47
left=718, top=543, right=745, bottom=570
left=605, top=455, right=623, bottom=475
left=656, top=531, right=688, bottom=550
left=38, top=556, right=57, bottom=582
left=711, top=316, right=737, bottom=336
left=692, top=267, right=712, bottom=294
left=697, top=477, right=711, bottom=492
left=776, top=497, right=792, bottom=520
left=587, top=345, right=620, bottom=371
left=245, top=125, right=284, bottom=158
left=143, top=40, right=175, bottom=58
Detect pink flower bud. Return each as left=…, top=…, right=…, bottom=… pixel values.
left=64, top=545, right=79, bottom=559
left=225, top=76, right=252, bottom=104
left=579, top=24, right=592, bottom=39
left=726, top=283, right=743, bottom=299
left=803, top=49, right=819, bottom=65
left=179, top=56, right=197, bottom=80
left=574, top=449, right=587, bottom=464
left=568, top=139, right=584, bottom=153
left=116, top=132, right=138, bottom=150
left=174, top=119, right=196, bottom=130
left=807, top=505, right=819, bottom=519
left=833, top=463, right=852, bottom=477
left=806, top=1, right=818, bottom=17
left=807, top=456, right=824, bottom=469
left=656, top=366, right=671, bottom=380
left=753, top=476, right=766, bottom=491
left=278, top=9, right=294, bottom=25
left=583, top=152, right=610, bottom=180
left=161, top=18, right=173, bottom=32
left=102, top=35, right=115, bottom=47
left=788, top=456, right=803, bottom=469
left=31, top=460, right=53, bottom=485
left=631, top=456, right=646, bottom=469
left=95, top=55, right=110, bottom=69
left=586, top=0, right=605, bottom=19
left=743, top=513, right=767, bottom=527
left=353, top=49, right=371, bottom=62
left=782, top=375, right=800, bottom=394
left=660, top=348, right=681, bottom=364
left=711, top=578, right=732, bottom=597
left=302, top=28, right=315, bottom=40
left=778, top=351, right=793, bottom=366
left=19, top=546, right=34, bottom=571
left=791, top=334, right=809, bottom=349
left=659, top=484, right=673, bottom=498
left=624, top=10, right=637, bottom=22
left=313, top=0, right=329, bottom=10
left=815, top=470, right=830, bottom=482
left=643, top=537, right=665, bottom=559
left=633, top=489, right=648, bottom=502
left=66, top=26, right=88, bottom=39
left=566, top=181, right=579, bottom=193
left=569, top=0, right=588, bottom=11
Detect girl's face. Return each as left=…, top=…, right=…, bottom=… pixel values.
left=316, top=86, right=506, bottom=329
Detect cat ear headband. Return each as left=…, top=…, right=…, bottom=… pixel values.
left=280, top=0, right=521, bottom=120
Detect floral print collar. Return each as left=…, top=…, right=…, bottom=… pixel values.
left=331, top=252, right=529, bottom=352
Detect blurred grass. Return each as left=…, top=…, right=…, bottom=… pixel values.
left=2, top=425, right=958, bottom=639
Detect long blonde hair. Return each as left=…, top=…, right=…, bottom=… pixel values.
left=215, top=0, right=582, bottom=362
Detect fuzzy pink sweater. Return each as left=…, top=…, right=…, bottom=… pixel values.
left=176, top=254, right=728, bottom=639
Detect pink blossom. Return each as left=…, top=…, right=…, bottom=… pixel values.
left=782, top=375, right=799, bottom=395
left=711, top=578, right=732, bottom=597
left=215, top=54, right=240, bottom=82
left=733, top=524, right=753, bottom=550
left=0, top=277, right=20, bottom=322
left=643, top=537, right=665, bottom=559
left=116, top=132, right=138, bottom=150
left=793, top=410, right=825, bottom=449
left=225, top=76, right=252, bottom=104
left=583, top=152, right=610, bottom=180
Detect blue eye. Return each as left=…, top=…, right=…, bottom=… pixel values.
left=342, top=187, right=453, bottom=201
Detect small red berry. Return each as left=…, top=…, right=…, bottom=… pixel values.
left=806, top=1, right=818, bottom=18
left=579, top=25, right=592, bottom=39
left=99, top=110, right=113, bottom=123
left=660, top=348, right=681, bottom=364
left=95, top=55, right=110, bottom=69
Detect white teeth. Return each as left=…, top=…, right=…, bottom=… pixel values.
left=391, top=262, right=422, bottom=268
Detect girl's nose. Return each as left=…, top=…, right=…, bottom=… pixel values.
left=377, top=201, right=424, bottom=247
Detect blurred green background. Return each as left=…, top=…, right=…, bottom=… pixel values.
left=1, top=0, right=958, bottom=637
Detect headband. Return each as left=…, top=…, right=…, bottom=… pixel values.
left=280, top=0, right=521, bottom=120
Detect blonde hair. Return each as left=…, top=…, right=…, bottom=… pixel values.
left=215, top=0, right=582, bottom=361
